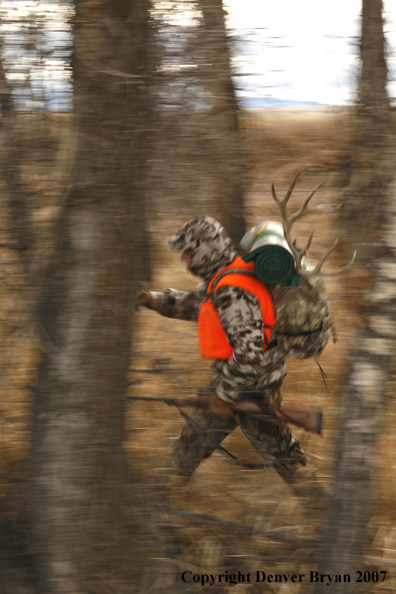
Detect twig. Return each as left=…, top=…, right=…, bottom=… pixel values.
left=0, top=472, right=31, bottom=483
left=164, top=507, right=318, bottom=548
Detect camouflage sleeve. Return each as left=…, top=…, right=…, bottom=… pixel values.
left=147, top=282, right=207, bottom=322
left=211, top=286, right=281, bottom=403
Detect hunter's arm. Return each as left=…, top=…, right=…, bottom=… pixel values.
left=212, top=286, right=286, bottom=403
left=138, top=283, right=207, bottom=321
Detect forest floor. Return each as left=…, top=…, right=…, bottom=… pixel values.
left=0, top=108, right=395, bottom=592
left=128, top=108, right=396, bottom=593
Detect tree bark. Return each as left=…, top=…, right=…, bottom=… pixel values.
left=0, top=54, right=34, bottom=259
left=315, top=2, right=395, bottom=590
left=314, top=222, right=396, bottom=593
left=339, top=0, right=391, bottom=261
left=0, top=41, right=38, bottom=594
left=28, top=1, right=161, bottom=590
left=359, top=0, right=389, bottom=111
left=197, top=0, right=246, bottom=247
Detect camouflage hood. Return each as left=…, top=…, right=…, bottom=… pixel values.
left=169, top=217, right=237, bottom=281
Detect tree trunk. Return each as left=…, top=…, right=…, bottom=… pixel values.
left=0, top=43, right=37, bottom=594
left=339, top=0, right=391, bottom=261
left=0, top=55, right=34, bottom=259
left=315, top=2, right=395, bottom=590
left=28, top=2, right=162, bottom=590
left=359, top=0, right=389, bottom=111
left=314, top=182, right=396, bottom=593
left=197, top=0, right=246, bottom=247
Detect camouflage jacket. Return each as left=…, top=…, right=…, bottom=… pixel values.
left=146, top=217, right=287, bottom=403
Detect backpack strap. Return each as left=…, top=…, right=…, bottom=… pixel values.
left=208, top=268, right=257, bottom=299
left=207, top=268, right=275, bottom=347
left=276, top=323, right=324, bottom=337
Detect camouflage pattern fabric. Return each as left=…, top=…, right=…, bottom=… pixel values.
left=145, top=217, right=326, bottom=499
left=147, top=217, right=287, bottom=403
left=168, top=216, right=237, bottom=281
left=172, top=392, right=308, bottom=486
left=147, top=283, right=207, bottom=322
left=269, top=275, right=332, bottom=359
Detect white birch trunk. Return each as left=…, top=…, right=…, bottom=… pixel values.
left=314, top=2, right=395, bottom=587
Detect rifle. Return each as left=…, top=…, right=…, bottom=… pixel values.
left=126, top=395, right=323, bottom=435
left=272, top=406, right=322, bottom=435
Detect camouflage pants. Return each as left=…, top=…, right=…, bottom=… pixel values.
left=172, top=390, right=310, bottom=486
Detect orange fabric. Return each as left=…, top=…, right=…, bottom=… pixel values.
left=198, top=256, right=275, bottom=359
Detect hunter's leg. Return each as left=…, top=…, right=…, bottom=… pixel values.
left=171, top=400, right=237, bottom=478
left=235, top=392, right=328, bottom=506
left=234, top=409, right=307, bottom=481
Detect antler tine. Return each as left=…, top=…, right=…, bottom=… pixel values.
left=300, top=228, right=315, bottom=258
left=283, top=170, right=300, bottom=206
left=308, top=238, right=338, bottom=275
left=282, top=227, right=299, bottom=265
left=271, top=183, right=281, bottom=205
left=294, top=238, right=356, bottom=277
left=287, top=229, right=315, bottom=274
left=271, top=173, right=356, bottom=277
left=272, top=172, right=306, bottom=266
left=271, top=170, right=300, bottom=209
left=316, top=203, right=341, bottom=214
left=296, top=238, right=338, bottom=276
left=289, top=180, right=323, bottom=225
left=341, top=250, right=357, bottom=271
left=311, top=249, right=357, bottom=277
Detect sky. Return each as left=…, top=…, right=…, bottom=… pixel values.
left=0, top=0, right=395, bottom=108
left=224, top=0, right=396, bottom=106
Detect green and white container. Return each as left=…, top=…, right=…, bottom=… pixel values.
left=240, top=221, right=295, bottom=285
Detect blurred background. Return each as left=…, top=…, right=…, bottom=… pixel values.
left=0, top=1, right=395, bottom=593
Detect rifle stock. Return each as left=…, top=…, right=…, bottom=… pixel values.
left=126, top=395, right=323, bottom=435
left=273, top=407, right=323, bottom=435
left=232, top=399, right=323, bottom=435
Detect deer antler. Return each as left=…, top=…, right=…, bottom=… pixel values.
left=271, top=171, right=356, bottom=277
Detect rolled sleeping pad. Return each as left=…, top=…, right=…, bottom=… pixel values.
left=241, top=221, right=295, bottom=285
left=244, top=245, right=295, bottom=284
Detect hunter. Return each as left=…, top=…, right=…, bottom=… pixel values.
left=138, top=216, right=327, bottom=505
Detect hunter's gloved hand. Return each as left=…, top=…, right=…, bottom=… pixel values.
left=208, top=393, right=233, bottom=416
left=137, top=291, right=152, bottom=308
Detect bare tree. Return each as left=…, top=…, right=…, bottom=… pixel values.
left=314, top=2, right=395, bottom=590
left=197, top=0, right=246, bottom=245
left=0, top=55, right=34, bottom=261
left=339, top=0, right=391, bottom=262
left=148, top=0, right=246, bottom=246
left=27, top=1, right=171, bottom=591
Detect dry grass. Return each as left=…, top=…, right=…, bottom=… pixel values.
left=0, top=108, right=395, bottom=589
left=128, top=109, right=396, bottom=589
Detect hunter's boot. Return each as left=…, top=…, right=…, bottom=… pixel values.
left=288, top=462, right=331, bottom=510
